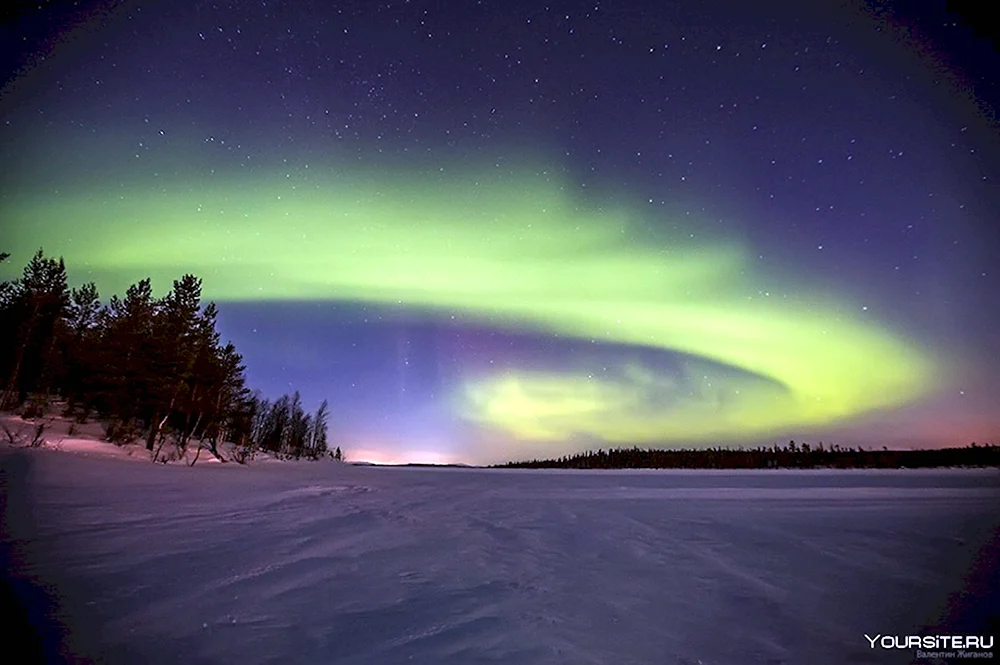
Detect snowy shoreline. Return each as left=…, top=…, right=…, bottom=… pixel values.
left=0, top=412, right=343, bottom=467
left=5, top=412, right=1000, bottom=474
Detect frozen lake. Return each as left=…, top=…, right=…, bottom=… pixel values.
left=3, top=450, right=998, bottom=664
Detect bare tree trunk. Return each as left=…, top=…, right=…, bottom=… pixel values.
left=179, top=385, right=200, bottom=448
left=212, top=427, right=227, bottom=459
left=153, top=430, right=168, bottom=463
left=183, top=411, right=204, bottom=451
left=145, top=413, right=160, bottom=450
left=146, top=395, right=176, bottom=451
left=189, top=442, right=204, bottom=466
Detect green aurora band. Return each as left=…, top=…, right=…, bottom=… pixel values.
left=3, top=167, right=937, bottom=445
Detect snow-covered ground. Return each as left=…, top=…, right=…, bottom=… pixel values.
left=2, top=449, right=998, bottom=665
left=0, top=413, right=315, bottom=465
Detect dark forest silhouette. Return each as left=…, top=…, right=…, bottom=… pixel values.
left=497, top=441, right=1000, bottom=469
left=0, top=249, right=341, bottom=463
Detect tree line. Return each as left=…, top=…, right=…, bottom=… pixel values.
left=0, top=249, right=342, bottom=463
left=496, top=440, right=1000, bottom=469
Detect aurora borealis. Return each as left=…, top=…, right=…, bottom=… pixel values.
left=1, top=1, right=997, bottom=463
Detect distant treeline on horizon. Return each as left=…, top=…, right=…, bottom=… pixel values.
left=495, top=441, right=1000, bottom=469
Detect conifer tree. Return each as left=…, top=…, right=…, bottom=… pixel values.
left=96, top=278, right=156, bottom=439
left=204, top=342, right=250, bottom=457
left=0, top=249, right=69, bottom=410
left=145, top=275, right=203, bottom=450
left=59, top=282, right=101, bottom=417
left=313, top=399, right=329, bottom=456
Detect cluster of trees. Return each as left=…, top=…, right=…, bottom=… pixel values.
left=0, top=249, right=340, bottom=463
left=497, top=441, right=1000, bottom=469
left=245, top=392, right=336, bottom=461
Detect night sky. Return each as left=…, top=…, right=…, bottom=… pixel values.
left=2, top=0, right=998, bottom=464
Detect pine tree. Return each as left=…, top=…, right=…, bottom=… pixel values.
left=95, top=278, right=156, bottom=440
left=206, top=342, right=250, bottom=455
left=248, top=393, right=271, bottom=449
left=263, top=394, right=290, bottom=452
left=313, top=399, right=329, bottom=456
left=287, top=390, right=305, bottom=457
left=145, top=275, right=204, bottom=450
left=0, top=249, right=70, bottom=410
left=176, top=301, right=224, bottom=452
left=59, top=282, right=101, bottom=418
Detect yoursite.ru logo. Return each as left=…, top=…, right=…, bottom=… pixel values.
left=864, top=635, right=994, bottom=650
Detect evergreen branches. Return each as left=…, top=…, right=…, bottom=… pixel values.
left=0, top=248, right=336, bottom=463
